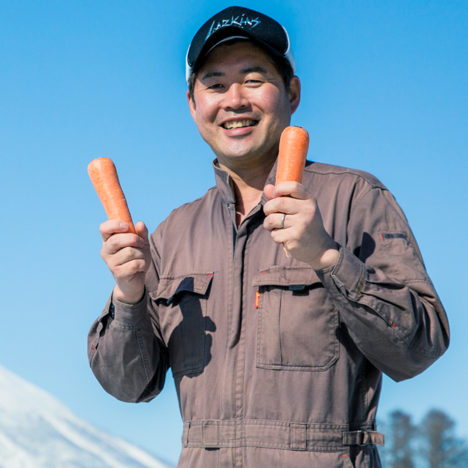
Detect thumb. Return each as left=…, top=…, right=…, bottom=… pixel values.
left=135, top=221, right=148, bottom=239
left=263, top=184, right=277, bottom=200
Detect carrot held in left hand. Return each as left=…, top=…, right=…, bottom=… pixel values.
left=275, top=126, right=309, bottom=185
left=88, top=157, right=136, bottom=234
left=274, top=126, right=309, bottom=256
left=264, top=126, right=338, bottom=268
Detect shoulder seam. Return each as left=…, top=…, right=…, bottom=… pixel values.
left=303, top=162, right=385, bottom=191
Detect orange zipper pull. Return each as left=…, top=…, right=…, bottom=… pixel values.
left=255, top=290, right=260, bottom=309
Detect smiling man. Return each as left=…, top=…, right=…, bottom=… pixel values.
left=88, top=6, right=449, bottom=467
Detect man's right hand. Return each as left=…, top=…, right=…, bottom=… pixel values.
left=99, top=220, right=151, bottom=304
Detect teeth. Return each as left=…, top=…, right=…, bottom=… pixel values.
left=223, top=120, right=257, bottom=129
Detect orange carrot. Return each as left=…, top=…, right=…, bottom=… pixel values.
left=88, top=157, right=135, bottom=233
left=275, top=126, right=309, bottom=185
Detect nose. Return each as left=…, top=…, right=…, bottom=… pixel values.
left=223, top=83, right=249, bottom=111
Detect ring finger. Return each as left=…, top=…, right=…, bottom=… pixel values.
left=264, top=212, right=289, bottom=231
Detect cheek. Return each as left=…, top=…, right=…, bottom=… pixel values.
left=201, top=107, right=218, bottom=126
left=256, top=86, right=289, bottom=117
left=192, top=94, right=218, bottom=127
left=191, top=99, right=221, bottom=146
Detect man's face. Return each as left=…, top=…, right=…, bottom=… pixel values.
left=187, top=41, right=300, bottom=170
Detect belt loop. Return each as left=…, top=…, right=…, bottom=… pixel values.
left=289, top=423, right=307, bottom=451
left=202, top=420, right=220, bottom=448
left=183, top=421, right=190, bottom=447
left=342, top=430, right=385, bottom=446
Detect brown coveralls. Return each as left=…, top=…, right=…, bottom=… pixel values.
left=89, top=160, right=449, bottom=467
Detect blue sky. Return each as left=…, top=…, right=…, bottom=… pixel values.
left=1, top=1, right=467, bottom=465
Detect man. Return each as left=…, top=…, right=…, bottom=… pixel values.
left=88, top=6, right=449, bottom=467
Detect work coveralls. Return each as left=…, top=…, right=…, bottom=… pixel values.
left=88, top=160, right=449, bottom=468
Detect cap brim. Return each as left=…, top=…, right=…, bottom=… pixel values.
left=186, top=29, right=295, bottom=82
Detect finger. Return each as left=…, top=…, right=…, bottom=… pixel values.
left=113, top=258, right=148, bottom=279
left=269, top=226, right=291, bottom=244
left=102, top=232, right=144, bottom=256
left=263, top=196, right=299, bottom=216
left=134, top=221, right=148, bottom=240
left=110, top=246, right=146, bottom=268
left=99, top=219, right=132, bottom=242
left=263, top=184, right=277, bottom=200
left=263, top=212, right=289, bottom=231
left=274, top=181, right=309, bottom=200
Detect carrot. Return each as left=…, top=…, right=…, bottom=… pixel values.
left=88, top=157, right=135, bottom=234
left=275, top=126, right=309, bottom=185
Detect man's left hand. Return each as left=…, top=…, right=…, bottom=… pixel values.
left=263, top=182, right=339, bottom=270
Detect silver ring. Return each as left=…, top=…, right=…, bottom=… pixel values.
left=280, top=213, right=286, bottom=229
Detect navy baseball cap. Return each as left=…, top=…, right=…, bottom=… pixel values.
left=186, top=6, right=295, bottom=82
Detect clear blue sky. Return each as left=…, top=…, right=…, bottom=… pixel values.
left=1, top=1, right=466, bottom=465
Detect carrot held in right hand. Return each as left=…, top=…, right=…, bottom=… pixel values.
left=88, top=157, right=136, bottom=234
left=88, top=157, right=150, bottom=304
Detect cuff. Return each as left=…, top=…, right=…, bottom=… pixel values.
left=111, top=289, right=150, bottom=327
left=317, top=247, right=367, bottom=300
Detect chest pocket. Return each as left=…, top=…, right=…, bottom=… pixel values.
left=253, top=266, right=339, bottom=371
left=150, top=273, right=214, bottom=377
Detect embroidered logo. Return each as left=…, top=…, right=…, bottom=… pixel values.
left=206, top=14, right=261, bottom=40
left=380, top=233, right=407, bottom=240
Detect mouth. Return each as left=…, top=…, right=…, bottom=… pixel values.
left=221, top=119, right=259, bottom=130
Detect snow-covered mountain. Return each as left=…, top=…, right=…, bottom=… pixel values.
left=0, top=364, right=173, bottom=468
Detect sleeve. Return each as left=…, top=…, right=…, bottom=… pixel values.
left=317, top=185, right=450, bottom=382
left=87, top=232, right=169, bottom=403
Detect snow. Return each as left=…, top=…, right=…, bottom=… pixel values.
left=0, top=364, right=172, bottom=468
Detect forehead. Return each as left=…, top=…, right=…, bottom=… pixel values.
left=196, top=40, right=278, bottom=75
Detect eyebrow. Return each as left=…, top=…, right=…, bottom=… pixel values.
left=200, top=71, right=225, bottom=80
left=200, top=66, right=268, bottom=81
left=241, top=66, right=268, bottom=75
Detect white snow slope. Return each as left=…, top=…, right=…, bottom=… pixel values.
left=0, top=363, right=173, bottom=468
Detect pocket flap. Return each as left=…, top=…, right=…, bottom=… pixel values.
left=252, top=266, right=321, bottom=289
left=150, top=273, right=213, bottom=303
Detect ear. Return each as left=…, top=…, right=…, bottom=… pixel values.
left=288, top=76, right=301, bottom=115
left=187, top=89, right=196, bottom=120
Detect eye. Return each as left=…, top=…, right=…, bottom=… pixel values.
left=207, top=83, right=225, bottom=90
left=244, top=77, right=263, bottom=86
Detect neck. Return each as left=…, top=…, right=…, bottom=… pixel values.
left=218, top=157, right=274, bottom=225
